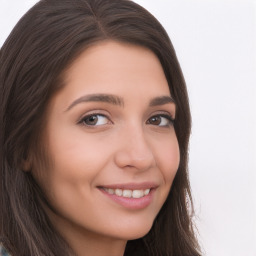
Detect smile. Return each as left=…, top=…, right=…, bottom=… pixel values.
left=103, top=188, right=150, bottom=199
left=98, top=182, right=157, bottom=209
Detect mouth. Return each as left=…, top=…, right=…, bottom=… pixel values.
left=97, top=183, right=157, bottom=209
left=102, top=187, right=151, bottom=199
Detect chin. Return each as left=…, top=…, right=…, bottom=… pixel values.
left=110, top=220, right=154, bottom=241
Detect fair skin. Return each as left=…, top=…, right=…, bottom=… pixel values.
left=32, top=41, right=180, bottom=256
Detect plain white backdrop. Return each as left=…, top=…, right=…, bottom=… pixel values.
left=1, top=1, right=255, bottom=255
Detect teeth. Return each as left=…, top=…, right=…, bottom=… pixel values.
left=144, top=189, right=150, bottom=195
left=108, top=188, right=114, bottom=195
left=115, top=189, right=122, bottom=196
left=104, top=188, right=151, bottom=198
left=132, top=190, right=143, bottom=198
left=123, top=189, right=132, bottom=198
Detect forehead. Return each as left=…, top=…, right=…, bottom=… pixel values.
left=61, top=40, right=170, bottom=98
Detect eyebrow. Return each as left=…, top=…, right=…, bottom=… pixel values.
left=65, top=94, right=124, bottom=111
left=149, top=96, right=175, bottom=107
left=65, top=93, right=175, bottom=111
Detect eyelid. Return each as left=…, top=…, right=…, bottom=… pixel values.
left=150, top=110, right=175, bottom=120
left=147, top=112, right=175, bottom=127
left=77, top=111, right=112, bottom=126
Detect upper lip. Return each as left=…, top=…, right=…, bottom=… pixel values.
left=98, top=182, right=158, bottom=190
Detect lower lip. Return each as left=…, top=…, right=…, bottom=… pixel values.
left=99, top=188, right=155, bottom=210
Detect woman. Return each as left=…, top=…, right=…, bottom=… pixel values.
left=0, top=0, right=201, bottom=255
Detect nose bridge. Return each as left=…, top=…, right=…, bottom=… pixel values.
left=114, top=122, right=155, bottom=171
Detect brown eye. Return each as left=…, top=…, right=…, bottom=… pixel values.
left=148, top=116, right=161, bottom=125
left=147, top=115, right=174, bottom=127
left=80, top=114, right=109, bottom=126
left=85, top=115, right=98, bottom=125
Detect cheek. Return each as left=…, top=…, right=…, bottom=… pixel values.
left=39, top=130, right=117, bottom=209
left=156, top=135, right=180, bottom=184
left=47, top=126, right=108, bottom=176
left=148, top=134, right=179, bottom=218
left=34, top=132, right=108, bottom=216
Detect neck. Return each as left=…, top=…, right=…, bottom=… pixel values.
left=70, top=232, right=126, bottom=256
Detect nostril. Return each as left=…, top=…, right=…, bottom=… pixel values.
left=113, top=128, right=156, bottom=170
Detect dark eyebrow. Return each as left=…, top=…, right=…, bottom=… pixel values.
left=149, top=96, right=175, bottom=107
left=65, top=93, right=124, bottom=111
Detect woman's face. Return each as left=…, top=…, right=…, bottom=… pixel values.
left=34, top=41, right=179, bottom=246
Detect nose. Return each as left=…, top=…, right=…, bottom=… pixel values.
left=114, top=125, right=156, bottom=172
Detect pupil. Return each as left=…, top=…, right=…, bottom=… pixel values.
left=150, top=116, right=160, bottom=125
left=87, top=115, right=98, bottom=125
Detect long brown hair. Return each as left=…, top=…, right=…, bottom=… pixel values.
left=0, top=0, right=201, bottom=255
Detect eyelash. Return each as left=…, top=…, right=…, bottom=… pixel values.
left=77, top=113, right=111, bottom=127
left=146, top=114, right=175, bottom=127
left=78, top=113, right=175, bottom=127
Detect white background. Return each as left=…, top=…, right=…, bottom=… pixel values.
left=1, top=1, right=255, bottom=255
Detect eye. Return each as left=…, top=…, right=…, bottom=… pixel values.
left=78, top=114, right=110, bottom=126
left=147, top=114, right=174, bottom=127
